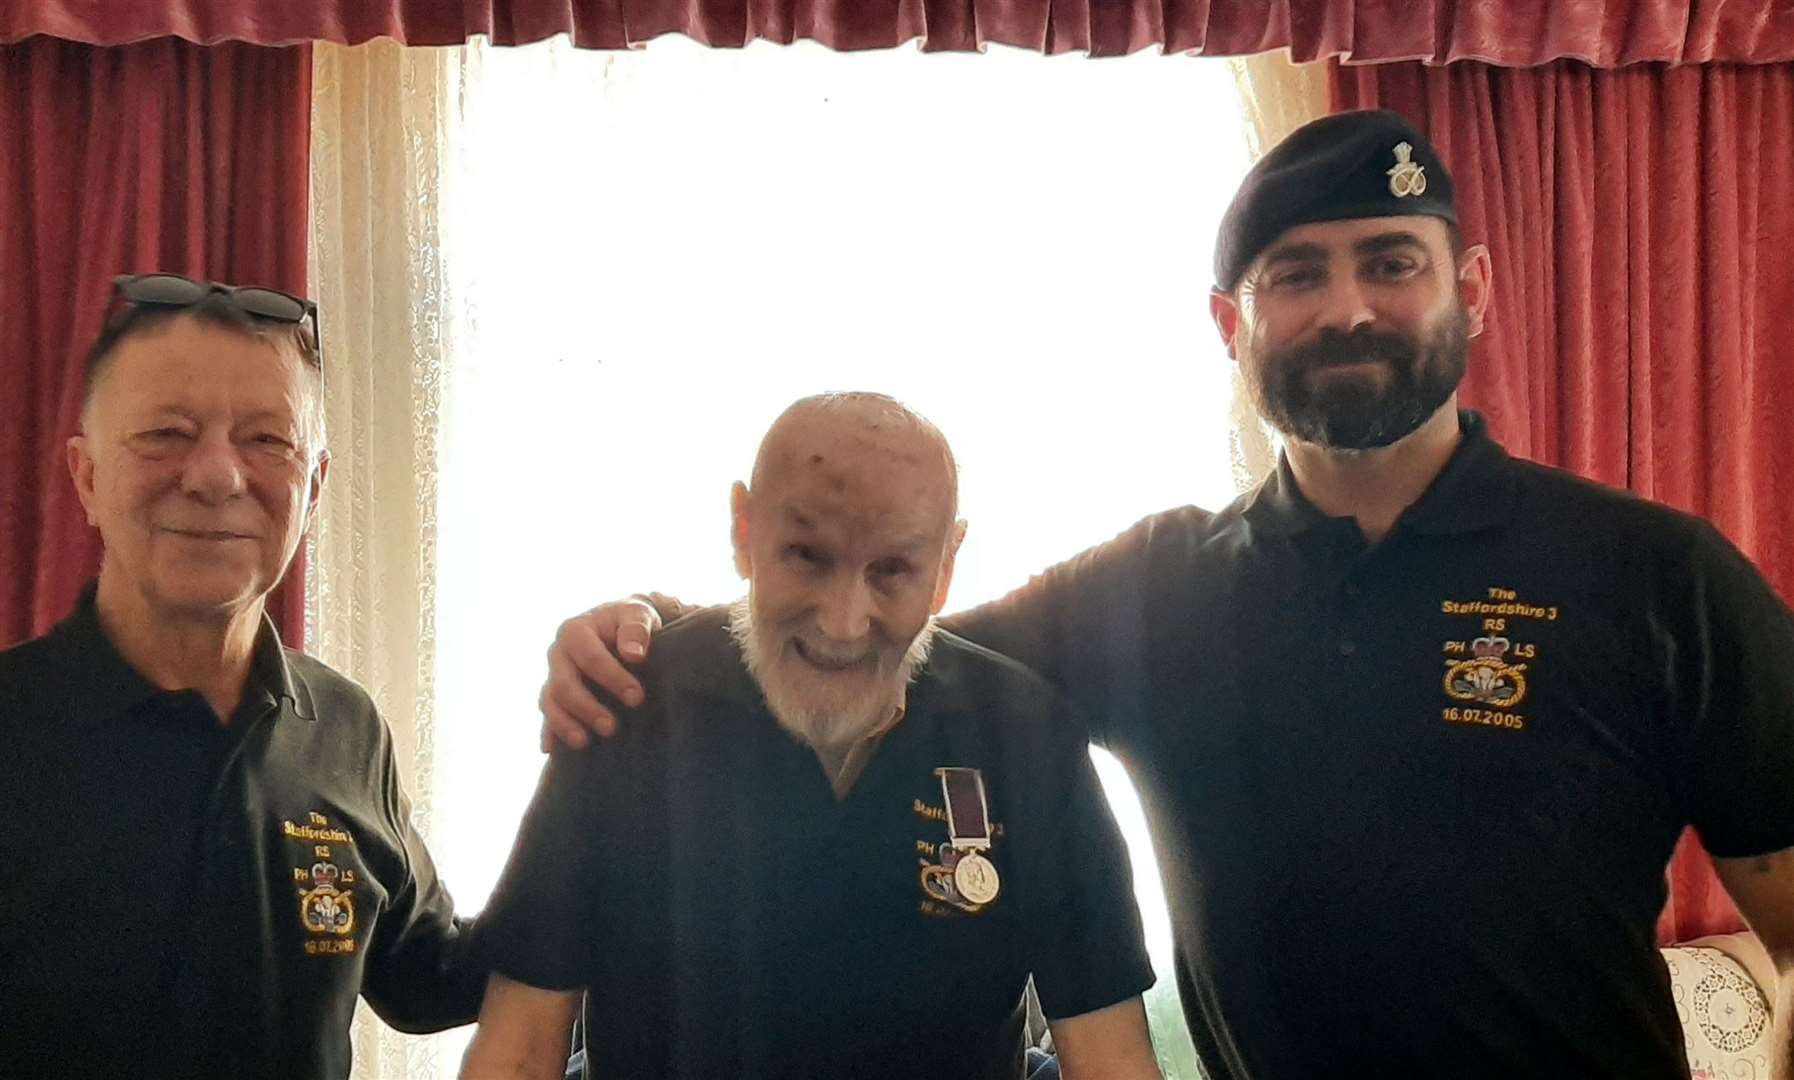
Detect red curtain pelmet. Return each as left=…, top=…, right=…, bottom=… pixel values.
left=4, top=0, right=1791, bottom=61
left=0, top=35, right=313, bottom=649
left=1332, top=59, right=1794, bottom=943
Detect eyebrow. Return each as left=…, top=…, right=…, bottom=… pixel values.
left=884, top=533, right=934, bottom=554
left=238, top=407, right=299, bottom=424
left=778, top=504, right=935, bottom=551
left=1351, top=231, right=1429, bottom=256
left=1259, top=231, right=1433, bottom=271
left=1258, top=241, right=1328, bottom=268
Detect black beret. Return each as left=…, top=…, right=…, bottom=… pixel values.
left=1214, top=109, right=1458, bottom=291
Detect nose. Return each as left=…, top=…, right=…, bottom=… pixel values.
left=180, top=431, right=248, bottom=505
left=815, top=572, right=875, bottom=644
left=1312, top=273, right=1376, bottom=337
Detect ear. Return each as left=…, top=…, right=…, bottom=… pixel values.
left=729, top=481, right=752, bottom=580
left=66, top=434, right=100, bottom=527
left=930, top=519, right=968, bottom=614
left=302, top=450, right=331, bottom=531
left=1457, top=243, right=1494, bottom=338
left=1209, top=288, right=1244, bottom=362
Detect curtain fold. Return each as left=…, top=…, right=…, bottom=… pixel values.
left=0, top=35, right=312, bottom=649
left=306, top=37, right=463, bottom=1078
left=1229, top=48, right=1332, bottom=160
left=7, top=0, right=1793, bottom=62
left=1331, top=58, right=1794, bottom=944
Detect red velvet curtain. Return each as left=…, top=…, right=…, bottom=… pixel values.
left=1332, top=59, right=1794, bottom=943
left=4, top=0, right=1792, bottom=60
left=0, top=36, right=313, bottom=649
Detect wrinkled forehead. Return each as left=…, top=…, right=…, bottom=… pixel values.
left=755, top=420, right=956, bottom=540
left=97, top=318, right=310, bottom=411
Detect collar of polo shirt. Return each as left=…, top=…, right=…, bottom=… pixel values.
left=60, top=584, right=317, bottom=726
left=1242, top=411, right=1521, bottom=539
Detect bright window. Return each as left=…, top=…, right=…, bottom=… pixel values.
left=427, top=35, right=1252, bottom=1074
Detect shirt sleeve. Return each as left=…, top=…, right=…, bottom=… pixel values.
left=471, top=746, right=613, bottom=991
left=1672, top=521, right=1794, bottom=858
left=946, top=509, right=1207, bottom=748
left=358, top=738, right=487, bottom=1033
left=1020, top=711, right=1157, bottom=1021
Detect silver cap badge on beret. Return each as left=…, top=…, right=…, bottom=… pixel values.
left=1387, top=142, right=1427, bottom=197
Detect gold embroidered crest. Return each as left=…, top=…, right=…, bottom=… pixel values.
left=1443, top=636, right=1529, bottom=707
left=299, top=861, right=356, bottom=938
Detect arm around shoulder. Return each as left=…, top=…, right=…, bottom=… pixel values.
left=541, top=593, right=687, bottom=748
left=944, top=507, right=1206, bottom=739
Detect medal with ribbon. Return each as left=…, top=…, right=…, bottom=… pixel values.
left=936, top=766, right=1001, bottom=905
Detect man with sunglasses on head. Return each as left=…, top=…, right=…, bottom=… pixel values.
left=0, top=274, right=482, bottom=1079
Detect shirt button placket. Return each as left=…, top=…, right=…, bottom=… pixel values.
left=1337, top=575, right=1362, bottom=657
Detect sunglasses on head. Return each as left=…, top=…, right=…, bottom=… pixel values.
left=112, top=273, right=323, bottom=368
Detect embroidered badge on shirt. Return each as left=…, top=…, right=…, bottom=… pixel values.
left=286, top=810, right=360, bottom=955
left=1387, top=141, right=1427, bottom=197
left=1438, top=587, right=1559, bottom=732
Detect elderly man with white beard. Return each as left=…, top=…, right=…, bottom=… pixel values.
left=462, top=393, right=1162, bottom=1080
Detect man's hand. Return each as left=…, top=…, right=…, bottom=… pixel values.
left=538, top=598, right=661, bottom=750
left=1715, top=846, right=1794, bottom=1080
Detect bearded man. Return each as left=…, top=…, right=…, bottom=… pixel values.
left=462, top=393, right=1163, bottom=1080
left=539, top=111, right=1794, bottom=1079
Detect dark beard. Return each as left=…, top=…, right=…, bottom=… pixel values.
left=1243, top=305, right=1470, bottom=450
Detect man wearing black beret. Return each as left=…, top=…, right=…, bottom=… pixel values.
left=542, top=110, right=1794, bottom=1078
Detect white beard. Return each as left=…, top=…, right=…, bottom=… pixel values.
left=727, top=596, right=936, bottom=750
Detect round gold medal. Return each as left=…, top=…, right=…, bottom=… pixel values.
left=953, top=852, right=1001, bottom=905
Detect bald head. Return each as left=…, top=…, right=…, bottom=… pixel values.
left=749, top=392, right=958, bottom=523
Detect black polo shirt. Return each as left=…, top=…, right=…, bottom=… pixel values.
left=0, top=589, right=482, bottom=1080
left=477, top=606, right=1155, bottom=1080
left=950, top=411, right=1794, bottom=1079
